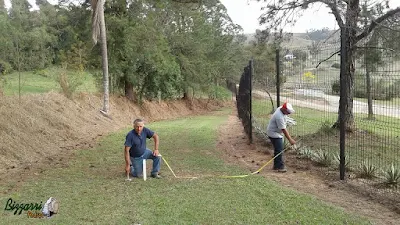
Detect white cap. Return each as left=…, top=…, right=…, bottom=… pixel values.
left=282, top=102, right=295, bottom=114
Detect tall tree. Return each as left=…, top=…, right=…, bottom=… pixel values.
left=104, top=0, right=182, bottom=101
left=91, top=0, right=109, bottom=114
left=0, top=5, right=12, bottom=66
left=166, top=0, right=242, bottom=98
left=0, top=0, right=5, bottom=13
left=357, top=1, right=386, bottom=120
left=258, top=0, right=400, bottom=131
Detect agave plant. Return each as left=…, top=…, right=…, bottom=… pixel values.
left=292, top=142, right=302, bottom=151
left=334, top=154, right=352, bottom=171
left=383, top=164, right=400, bottom=187
left=285, top=141, right=301, bottom=152
left=298, top=146, right=314, bottom=159
left=312, top=149, right=333, bottom=167
left=358, top=161, right=378, bottom=179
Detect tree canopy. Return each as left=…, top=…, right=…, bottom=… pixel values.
left=257, top=0, right=400, bottom=130
left=0, top=0, right=248, bottom=101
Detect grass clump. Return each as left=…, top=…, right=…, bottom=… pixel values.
left=319, top=120, right=336, bottom=135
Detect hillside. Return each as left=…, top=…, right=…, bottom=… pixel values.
left=0, top=92, right=229, bottom=181
left=243, top=30, right=340, bottom=48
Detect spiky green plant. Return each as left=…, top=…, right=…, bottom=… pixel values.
left=285, top=141, right=301, bottom=152
left=334, top=154, right=352, bottom=171
left=312, top=149, right=333, bottom=167
left=383, top=164, right=400, bottom=187
left=298, top=146, right=314, bottom=159
left=358, top=161, right=378, bottom=179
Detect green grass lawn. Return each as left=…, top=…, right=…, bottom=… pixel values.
left=1, top=68, right=97, bottom=96
left=0, top=109, right=370, bottom=224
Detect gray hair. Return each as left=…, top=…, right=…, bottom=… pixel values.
left=133, top=118, right=144, bottom=125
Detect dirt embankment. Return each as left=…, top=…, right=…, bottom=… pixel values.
left=0, top=92, right=229, bottom=181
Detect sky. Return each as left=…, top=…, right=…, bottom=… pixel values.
left=220, top=0, right=400, bottom=34
left=4, top=0, right=400, bottom=34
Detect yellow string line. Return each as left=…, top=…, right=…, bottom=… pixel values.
left=161, top=157, right=177, bottom=178
left=220, top=149, right=285, bottom=178
left=161, top=144, right=296, bottom=179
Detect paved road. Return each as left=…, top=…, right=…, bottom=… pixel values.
left=253, top=89, right=400, bottom=118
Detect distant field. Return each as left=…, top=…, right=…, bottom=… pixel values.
left=0, top=68, right=98, bottom=96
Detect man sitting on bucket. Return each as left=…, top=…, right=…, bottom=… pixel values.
left=124, top=118, right=161, bottom=179
left=266, top=102, right=296, bottom=172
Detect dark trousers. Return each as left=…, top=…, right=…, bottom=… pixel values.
left=269, top=137, right=284, bottom=169
left=130, top=149, right=161, bottom=177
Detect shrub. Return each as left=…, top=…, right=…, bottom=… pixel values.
left=358, top=161, right=378, bottom=179
left=332, top=75, right=394, bottom=100
left=0, top=60, right=13, bottom=75
left=382, top=164, right=400, bottom=187
left=208, top=85, right=232, bottom=100
left=331, top=62, right=340, bottom=69
left=331, top=80, right=340, bottom=95
left=34, top=68, right=51, bottom=78
left=57, top=69, right=83, bottom=99
left=387, top=80, right=400, bottom=98
left=319, top=120, right=335, bottom=134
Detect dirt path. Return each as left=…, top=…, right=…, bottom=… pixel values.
left=217, top=111, right=400, bottom=225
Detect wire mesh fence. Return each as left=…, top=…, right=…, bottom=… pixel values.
left=242, top=40, right=400, bottom=199
left=236, top=60, right=253, bottom=143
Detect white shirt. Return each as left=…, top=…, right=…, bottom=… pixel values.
left=266, top=107, right=287, bottom=138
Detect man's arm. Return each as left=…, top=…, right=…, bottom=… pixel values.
left=152, top=133, right=159, bottom=156
left=124, top=146, right=131, bottom=176
left=282, top=129, right=296, bottom=145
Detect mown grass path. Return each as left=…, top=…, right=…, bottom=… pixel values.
left=0, top=109, right=370, bottom=224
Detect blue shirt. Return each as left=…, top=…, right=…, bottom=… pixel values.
left=124, top=127, right=155, bottom=158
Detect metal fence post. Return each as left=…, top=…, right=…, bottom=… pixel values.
left=249, top=59, right=253, bottom=143
left=276, top=48, right=280, bottom=107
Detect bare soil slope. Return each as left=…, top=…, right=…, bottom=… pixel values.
left=0, top=92, right=227, bottom=181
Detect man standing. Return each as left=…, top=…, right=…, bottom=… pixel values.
left=266, top=102, right=296, bottom=172
left=124, top=119, right=161, bottom=178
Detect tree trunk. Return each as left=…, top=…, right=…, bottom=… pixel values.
left=124, top=79, right=135, bottom=101
left=335, top=1, right=359, bottom=132
left=183, top=90, right=189, bottom=99
left=99, top=1, right=110, bottom=113
left=0, top=0, right=5, bottom=14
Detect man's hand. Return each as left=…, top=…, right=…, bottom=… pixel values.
left=289, top=139, right=296, bottom=145
left=153, top=149, right=159, bottom=156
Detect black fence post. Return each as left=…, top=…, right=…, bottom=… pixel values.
left=249, top=59, right=253, bottom=143
left=236, top=60, right=253, bottom=144
left=339, top=29, right=348, bottom=181
left=276, top=48, right=280, bottom=107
